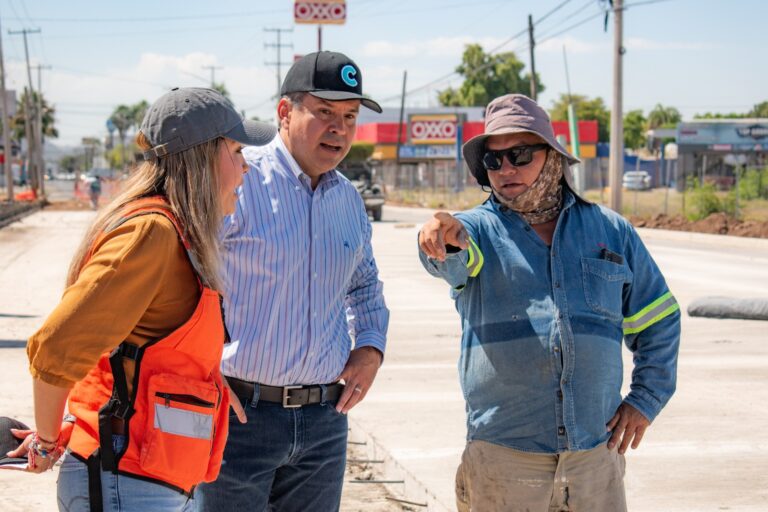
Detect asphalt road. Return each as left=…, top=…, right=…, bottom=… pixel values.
left=1, top=202, right=767, bottom=511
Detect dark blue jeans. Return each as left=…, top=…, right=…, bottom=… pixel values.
left=194, top=387, right=348, bottom=512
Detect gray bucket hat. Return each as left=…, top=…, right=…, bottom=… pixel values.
left=463, top=93, right=580, bottom=188
left=141, top=87, right=276, bottom=160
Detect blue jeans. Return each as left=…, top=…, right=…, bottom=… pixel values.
left=57, top=435, right=193, bottom=512
left=194, top=389, right=348, bottom=512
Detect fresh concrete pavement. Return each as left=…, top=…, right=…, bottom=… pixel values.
left=1, top=203, right=767, bottom=511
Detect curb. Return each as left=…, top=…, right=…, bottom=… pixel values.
left=348, top=418, right=452, bottom=512
left=0, top=201, right=44, bottom=230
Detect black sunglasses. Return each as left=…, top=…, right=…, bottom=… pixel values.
left=482, top=143, right=549, bottom=171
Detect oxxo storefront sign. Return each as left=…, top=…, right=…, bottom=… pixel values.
left=294, top=0, right=346, bottom=24
left=409, top=114, right=463, bottom=145
left=399, top=113, right=464, bottom=160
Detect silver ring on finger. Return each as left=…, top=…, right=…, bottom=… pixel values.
left=353, top=385, right=363, bottom=393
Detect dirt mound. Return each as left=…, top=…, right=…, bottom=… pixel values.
left=629, top=213, right=768, bottom=239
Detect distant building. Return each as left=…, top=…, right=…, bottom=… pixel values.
left=676, top=119, right=768, bottom=190
left=354, top=106, right=598, bottom=190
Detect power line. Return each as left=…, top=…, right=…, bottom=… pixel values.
left=535, top=0, right=576, bottom=26
left=379, top=1, right=581, bottom=105
left=537, top=9, right=606, bottom=45
left=43, top=24, right=253, bottom=40
left=53, top=65, right=170, bottom=89
left=4, top=8, right=286, bottom=24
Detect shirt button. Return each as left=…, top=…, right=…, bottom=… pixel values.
left=524, top=226, right=531, bottom=231
left=313, top=312, right=317, bottom=318
left=554, top=282, right=560, bottom=288
left=557, top=390, right=563, bottom=400
left=558, top=313, right=564, bottom=319
left=553, top=346, right=560, bottom=353
left=313, top=272, right=318, bottom=279
left=558, top=426, right=566, bottom=435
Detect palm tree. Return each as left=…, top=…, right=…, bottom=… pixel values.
left=647, top=104, right=682, bottom=129
left=11, top=88, right=58, bottom=142
left=109, top=104, right=133, bottom=170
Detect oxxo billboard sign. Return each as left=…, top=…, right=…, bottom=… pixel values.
left=294, top=0, right=347, bottom=24
left=409, top=114, right=463, bottom=145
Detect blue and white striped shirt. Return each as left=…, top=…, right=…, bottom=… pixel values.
left=220, top=135, right=389, bottom=385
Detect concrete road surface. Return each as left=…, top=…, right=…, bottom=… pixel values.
left=1, top=204, right=767, bottom=511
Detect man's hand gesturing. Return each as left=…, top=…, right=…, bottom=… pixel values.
left=418, top=212, right=468, bottom=261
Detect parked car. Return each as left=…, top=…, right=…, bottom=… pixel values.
left=337, top=163, right=386, bottom=221
left=623, top=170, right=651, bottom=190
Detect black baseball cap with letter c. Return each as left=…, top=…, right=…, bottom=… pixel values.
left=280, top=51, right=382, bottom=113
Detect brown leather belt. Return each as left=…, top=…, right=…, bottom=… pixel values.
left=226, top=376, right=344, bottom=408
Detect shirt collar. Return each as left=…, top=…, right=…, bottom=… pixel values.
left=273, top=132, right=341, bottom=189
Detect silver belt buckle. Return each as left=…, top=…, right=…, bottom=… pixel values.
left=282, top=385, right=302, bottom=408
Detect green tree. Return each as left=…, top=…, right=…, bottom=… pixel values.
left=437, top=44, right=543, bottom=107
left=342, top=142, right=374, bottom=164
left=623, top=109, right=647, bottom=150
left=11, top=88, right=58, bottom=142
left=647, top=104, right=681, bottom=129
left=109, top=104, right=133, bottom=168
left=694, top=111, right=747, bottom=120
left=549, top=94, right=611, bottom=142
left=212, top=82, right=231, bottom=100
left=748, top=101, right=768, bottom=118
left=131, top=100, right=149, bottom=128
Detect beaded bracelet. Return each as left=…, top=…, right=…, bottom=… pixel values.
left=29, top=432, right=61, bottom=469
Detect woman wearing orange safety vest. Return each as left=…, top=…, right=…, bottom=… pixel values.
left=13, top=88, right=276, bottom=511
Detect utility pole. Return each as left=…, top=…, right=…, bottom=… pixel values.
left=0, top=14, right=13, bottom=202
left=9, top=27, right=42, bottom=197
left=264, top=28, right=293, bottom=101
left=32, top=63, right=50, bottom=189
left=608, top=0, right=624, bottom=213
left=395, top=70, right=407, bottom=167
left=202, top=65, right=223, bottom=87
left=528, top=14, right=537, bottom=101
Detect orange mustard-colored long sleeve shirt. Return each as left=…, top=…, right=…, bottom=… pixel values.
left=27, top=214, right=200, bottom=389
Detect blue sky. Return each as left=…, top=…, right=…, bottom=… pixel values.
left=1, top=0, right=765, bottom=146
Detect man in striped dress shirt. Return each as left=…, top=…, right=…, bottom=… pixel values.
left=195, top=52, right=389, bottom=512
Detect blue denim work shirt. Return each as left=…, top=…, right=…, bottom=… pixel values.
left=419, top=190, right=680, bottom=454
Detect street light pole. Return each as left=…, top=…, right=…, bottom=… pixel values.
left=608, top=0, right=624, bottom=213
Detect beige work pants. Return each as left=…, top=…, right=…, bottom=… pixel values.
left=455, top=440, right=626, bottom=512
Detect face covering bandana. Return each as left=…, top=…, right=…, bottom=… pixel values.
left=494, top=149, right=563, bottom=225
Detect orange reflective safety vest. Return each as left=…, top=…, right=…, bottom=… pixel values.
left=66, top=197, right=230, bottom=505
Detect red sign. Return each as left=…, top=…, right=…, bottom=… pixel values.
left=409, top=115, right=460, bottom=145
left=294, top=1, right=346, bottom=25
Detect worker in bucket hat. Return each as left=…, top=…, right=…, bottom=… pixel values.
left=417, top=93, right=681, bottom=512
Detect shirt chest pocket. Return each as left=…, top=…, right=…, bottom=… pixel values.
left=581, top=257, right=627, bottom=322
left=328, top=221, right=364, bottom=279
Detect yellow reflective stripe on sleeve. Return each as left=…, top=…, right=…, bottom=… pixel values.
left=623, top=291, right=679, bottom=335
left=466, top=237, right=484, bottom=278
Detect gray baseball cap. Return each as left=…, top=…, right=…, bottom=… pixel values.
left=463, top=93, right=580, bottom=188
left=0, top=416, right=29, bottom=466
left=141, top=87, right=276, bottom=160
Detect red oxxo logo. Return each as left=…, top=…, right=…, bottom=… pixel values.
left=410, top=115, right=459, bottom=144
left=294, top=1, right=347, bottom=23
